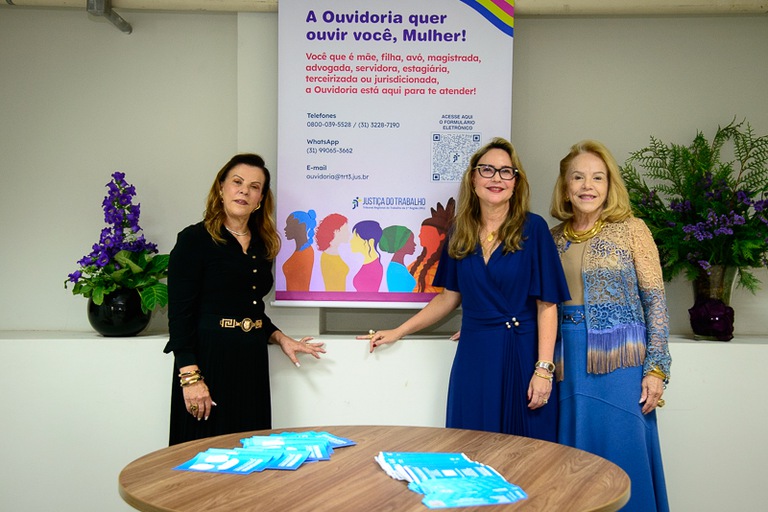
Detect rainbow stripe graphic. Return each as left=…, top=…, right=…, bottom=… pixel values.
left=459, top=0, right=515, bottom=37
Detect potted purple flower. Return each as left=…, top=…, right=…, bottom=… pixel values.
left=621, top=118, right=768, bottom=340
left=65, top=171, right=168, bottom=336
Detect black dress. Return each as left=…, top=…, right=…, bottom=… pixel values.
left=164, top=222, right=278, bottom=445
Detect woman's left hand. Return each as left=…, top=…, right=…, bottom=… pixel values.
left=640, top=375, right=665, bottom=414
left=274, top=334, right=326, bottom=368
left=527, top=372, right=552, bottom=410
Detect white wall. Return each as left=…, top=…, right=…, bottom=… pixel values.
left=0, top=7, right=239, bottom=333
left=1, top=8, right=767, bottom=336
left=1, top=6, right=768, bottom=512
left=2, top=332, right=767, bottom=512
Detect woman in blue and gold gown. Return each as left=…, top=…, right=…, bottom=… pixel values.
left=550, top=140, right=671, bottom=511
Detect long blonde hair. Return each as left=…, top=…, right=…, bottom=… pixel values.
left=449, top=137, right=530, bottom=259
left=203, top=153, right=280, bottom=260
left=550, top=140, right=632, bottom=223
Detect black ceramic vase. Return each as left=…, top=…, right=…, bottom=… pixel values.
left=87, top=288, right=151, bottom=337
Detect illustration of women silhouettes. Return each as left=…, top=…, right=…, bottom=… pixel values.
left=350, top=220, right=383, bottom=292
left=315, top=213, right=350, bottom=291
left=410, top=198, right=455, bottom=293
left=282, top=209, right=317, bottom=291
left=380, top=225, right=416, bottom=292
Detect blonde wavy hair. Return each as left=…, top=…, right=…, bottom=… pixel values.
left=203, top=153, right=280, bottom=260
left=449, top=137, right=530, bottom=259
left=550, top=140, right=632, bottom=223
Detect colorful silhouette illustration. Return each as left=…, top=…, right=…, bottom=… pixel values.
left=380, top=225, right=417, bottom=292
left=350, top=220, right=383, bottom=292
left=315, top=213, right=350, bottom=291
left=282, top=209, right=317, bottom=291
left=409, top=197, right=456, bottom=293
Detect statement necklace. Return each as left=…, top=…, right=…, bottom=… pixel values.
left=225, top=226, right=250, bottom=237
left=563, top=219, right=604, bottom=243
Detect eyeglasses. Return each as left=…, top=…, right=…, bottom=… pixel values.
left=474, top=164, right=519, bottom=181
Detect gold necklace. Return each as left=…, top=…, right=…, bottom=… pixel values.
left=225, top=226, right=250, bottom=237
left=563, top=219, right=604, bottom=243
left=480, top=230, right=498, bottom=260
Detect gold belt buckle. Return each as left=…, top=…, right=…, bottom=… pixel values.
left=220, top=318, right=263, bottom=332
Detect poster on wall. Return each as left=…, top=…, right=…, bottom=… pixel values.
left=275, top=0, right=514, bottom=307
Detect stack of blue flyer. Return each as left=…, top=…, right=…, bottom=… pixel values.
left=375, top=452, right=527, bottom=509
left=173, top=431, right=355, bottom=475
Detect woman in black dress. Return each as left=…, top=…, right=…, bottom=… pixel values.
left=164, top=153, right=326, bottom=445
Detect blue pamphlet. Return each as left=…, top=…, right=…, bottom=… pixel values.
left=174, top=430, right=354, bottom=474
left=173, top=449, right=275, bottom=475
left=241, top=435, right=333, bottom=461
left=375, top=451, right=527, bottom=508
left=272, top=430, right=357, bottom=448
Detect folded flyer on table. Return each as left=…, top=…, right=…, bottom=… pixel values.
left=174, top=431, right=355, bottom=474
left=241, top=436, right=333, bottom=461
left=262, top=449, right=311, bottom=470
left=415, top=476, right=527, bottom=509
left=271, top=430, right=357, bottom=448
left=173, top=449, right=276, bottom=475
left=375, top=452, right=479, bottom=483
left=374, top=451, right=527, bottom=508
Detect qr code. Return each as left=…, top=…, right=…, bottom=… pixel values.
left=431, top=133, right=482, bottom=182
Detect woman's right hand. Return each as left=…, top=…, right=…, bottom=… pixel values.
left=182, top=380, right=216, bottom=421
left=356, top=290, right=462, bottom=353
left=356, top=329, right=402, bottom=353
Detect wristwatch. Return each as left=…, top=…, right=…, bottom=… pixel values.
left=535, top=360, right=555, bottom=373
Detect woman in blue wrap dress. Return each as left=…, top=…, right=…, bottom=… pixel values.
left=362, top=138, right=570, bottom=441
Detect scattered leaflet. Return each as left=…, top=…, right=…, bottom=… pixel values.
left=174, top=431, right=355, bottom=475
left=262, top=449, right=310, bottom=470
left=271, top=430, right=357, bottom=449
left=375, top=452, right=527, bottom=509
left=241, top=436, right=333, bottom=462
left=376, top=452, right=476, bottom=482
left=414, top=476, right=527, bottom=509
left=174, top=448, right=277, bottom=474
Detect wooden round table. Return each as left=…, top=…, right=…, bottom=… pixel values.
left=119, top=425, right=629, bottom=511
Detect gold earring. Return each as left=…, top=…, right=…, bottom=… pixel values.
left=253, top=203, right=261, bottom=212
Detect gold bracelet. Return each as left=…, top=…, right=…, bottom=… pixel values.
left=178, top=369, right=201, bottom=378
left=180, top=375, right=204, bottom=387
left=646, top=367, right=667, bottom=380
left=534, top=371, right=553, bottom=382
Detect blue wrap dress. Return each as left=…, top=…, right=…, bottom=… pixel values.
left=433, top=213, right=570, bottom=441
